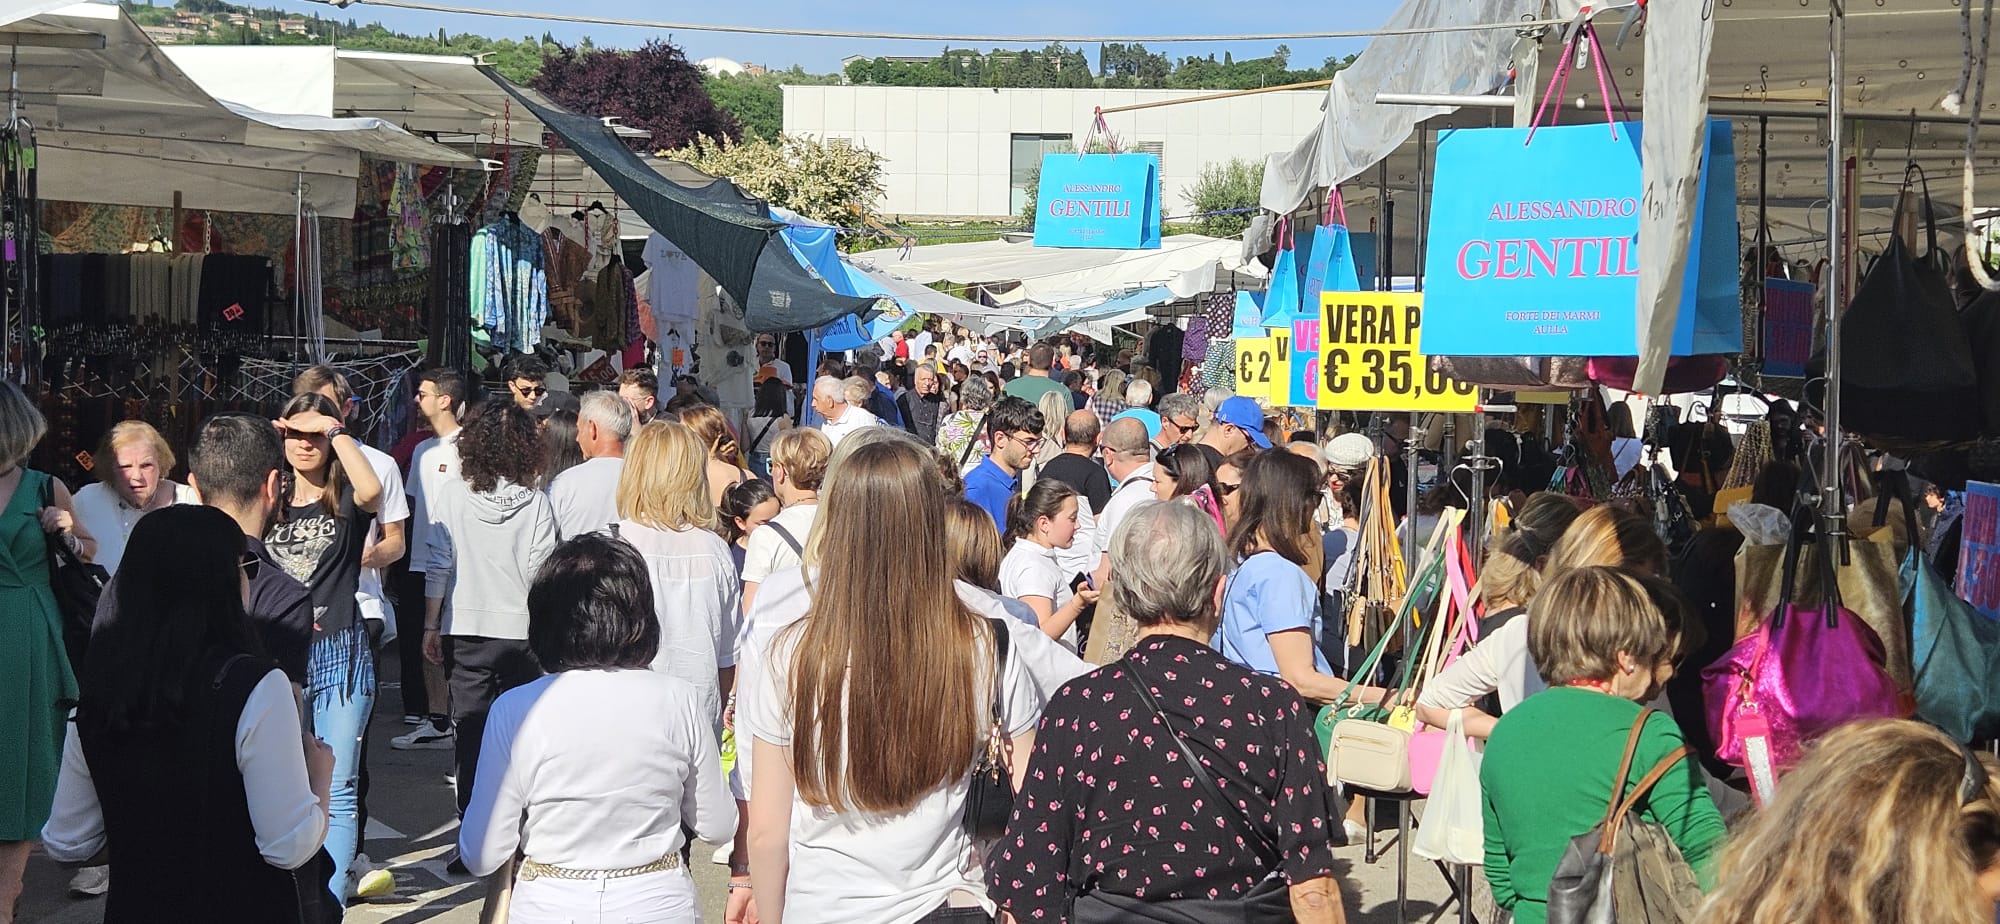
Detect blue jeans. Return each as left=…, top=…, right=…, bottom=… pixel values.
left=308, top=626, right=377, bottom=903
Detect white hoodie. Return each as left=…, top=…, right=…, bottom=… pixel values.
left=423, top=477, right=559, bottom=640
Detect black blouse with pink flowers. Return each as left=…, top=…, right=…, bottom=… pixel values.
left=987, top=635, right=1341, bottom=920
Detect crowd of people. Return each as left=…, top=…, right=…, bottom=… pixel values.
left=0, top=321, right=1996, bottom=924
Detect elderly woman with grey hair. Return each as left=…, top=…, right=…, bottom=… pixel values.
left=937, top=374, right=996, bottom=474
left=988, top=502, right=1349, bottom=924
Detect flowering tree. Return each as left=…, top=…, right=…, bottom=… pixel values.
left=671, top=134, right=886, bottom=229
left=531, top=40, right=739, bottom=151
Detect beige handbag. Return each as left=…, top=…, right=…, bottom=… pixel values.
left=1329, top=718, right=1415, bottom=792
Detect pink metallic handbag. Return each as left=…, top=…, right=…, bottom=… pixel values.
left=1702, top=507, right=1904, bottom=802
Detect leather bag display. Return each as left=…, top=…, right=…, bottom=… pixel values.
left=1703, top=506, right=1905, bottom=798
left=1839, top=167, right=1980, bottom=445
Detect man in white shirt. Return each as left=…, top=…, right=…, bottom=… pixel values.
left=811, top=375, right=878, bottom=448
left=549, top=391, right=633, bottom=539
left=756, top=334, right=796, bottom=416
left=946, top=334, right=975, bottom=369
left=394, top=369, right=464, bottom=749
left=1090, top=416, right=1158, bottom=594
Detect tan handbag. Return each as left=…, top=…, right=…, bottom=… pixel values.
left=1329, top=719, right=1414, bottom=791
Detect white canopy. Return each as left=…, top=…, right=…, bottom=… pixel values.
left=852, top=234, right=1263, bottom=307
left=1, top=3, right=472, bottom=215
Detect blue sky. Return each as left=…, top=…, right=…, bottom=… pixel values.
left=275, top=0, right=1402, bottom=74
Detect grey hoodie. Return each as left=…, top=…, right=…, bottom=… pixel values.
left=423, top=477, right=559, bottom=640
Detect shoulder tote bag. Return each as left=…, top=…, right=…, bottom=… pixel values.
left=1545, top=710, right=1703, bottom=924
left=1839, top=165, right=1980, bottom=445
left=1702, top=502, right=1904, bottom=802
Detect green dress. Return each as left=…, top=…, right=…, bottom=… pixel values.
left=0, top=469, right=78, bottom=840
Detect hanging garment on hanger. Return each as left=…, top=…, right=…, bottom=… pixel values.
left=641, top=233, right=699, bottom=322
left=584, top=208, right=620, bottom=282
left=469, top=217, right=550, bottom=353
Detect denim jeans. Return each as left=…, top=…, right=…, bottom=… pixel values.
left=308, top=626, right=377, bottom=903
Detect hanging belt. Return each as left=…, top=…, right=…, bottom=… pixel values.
left=516, top=852, right=683, bottom=882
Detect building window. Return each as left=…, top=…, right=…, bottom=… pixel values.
left=1011, top=133, right=1072, bottom=215
left=1134, top=140, right=1165, bottom=175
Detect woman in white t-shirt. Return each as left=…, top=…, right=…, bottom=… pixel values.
left=998, top=479, right=1098, bottom=651
left=70, top=421, right=197, bottom=575
left=741, top=438, right=1042, bottom=924
left=459, top=534, right=735, bottom=924
left=615, top=420, right=741, bottom=734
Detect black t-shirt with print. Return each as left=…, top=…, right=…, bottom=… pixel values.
left=265, top=484, right=372, bottom=640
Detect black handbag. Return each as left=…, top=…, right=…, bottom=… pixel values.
left=40, top=473, right=107, bottom=673
left=961, top=617, right=1014, bottom=839
left=1066, top=667, right=1292, bottom=924
left=1838, top=166, right=1980, bottom=445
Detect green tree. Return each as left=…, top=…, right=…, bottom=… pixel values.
left=1182, top=157, right=1265, bottom=238
left=670, top=134, right=885, bottom=229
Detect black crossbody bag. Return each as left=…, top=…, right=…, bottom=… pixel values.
left=962, top=617, right=1014, bottom=838
left=1062, top=665, right=1292, bottom=923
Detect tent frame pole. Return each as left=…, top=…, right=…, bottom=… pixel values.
left=1823, top=0, right=1848, bottom=548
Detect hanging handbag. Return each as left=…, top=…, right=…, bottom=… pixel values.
left=1884, top=476, right=2000, bottom=742
left=1838, top=165, right=1980, bottom=446
left=1408, top=521, right=1479, bottom=795
left=1544, top=710, right=1703, bottom=924
left=1066, top=666, right=1291, bottom=923
left=1319, top=525, right=1451, bottom=792
left=40, top=473, right=108, bottom=670
left=961, top=618, right=1014, bottom=838
left=1701, top=503, right=1904, bottom=803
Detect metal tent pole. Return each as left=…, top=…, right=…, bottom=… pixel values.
left=1823, top=0, right=1849, bottom=543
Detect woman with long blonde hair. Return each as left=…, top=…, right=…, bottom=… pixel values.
left=616, top=420, right=739, bottom=733
left=741, top=438, right=1041, bottom=924
left=678, top=403, right=753, bottom=509
left=1699, top=719, right=2000, bottom=924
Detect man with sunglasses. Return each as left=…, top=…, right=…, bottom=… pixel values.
left=962, top=396, right=1045, bottom=529
left=1197, top=395, right=1274, bottom=470
left=503, top=354, right=550, bottom=411
left=1156, top=393, right=1202, bottom=449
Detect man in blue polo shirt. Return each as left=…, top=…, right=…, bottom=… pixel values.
left=962, top=395, right=1046, bottom=529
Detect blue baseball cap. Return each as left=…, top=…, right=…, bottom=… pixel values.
left=1213, top=397, right=1272, bottom=449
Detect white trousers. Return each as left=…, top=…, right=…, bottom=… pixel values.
left=506, top=866, right=702, bottom=924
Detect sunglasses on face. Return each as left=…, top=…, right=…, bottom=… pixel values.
left=513, top=382, right=547, bottom=397
left=1217, top=482, right=1242, bottom=496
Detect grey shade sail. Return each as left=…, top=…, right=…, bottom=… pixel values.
left=485, top=72, right=874, bottom=333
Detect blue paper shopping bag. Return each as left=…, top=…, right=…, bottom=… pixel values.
left=1260, top=240, right=1302, bottom=327
left=1420, top=119, right=1741, bottom=357
left=1033, top=153, right=1162, bottom=250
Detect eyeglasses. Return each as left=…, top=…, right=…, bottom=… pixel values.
left=1217, top=482, right=1242, bottom=496
left=1168, top=417, right=1198, bottom=432
left=239, top=553, right=261, bottom=580
left=1007, top=432, right=1044, bottom=453
left=513, top=383, right=547, bottom=397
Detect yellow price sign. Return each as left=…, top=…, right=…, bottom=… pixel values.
left=1235, top=337, right=1277, bottom=399
left=1266, top=328, right=1293, bottom=406
left=1317, top=291, right=1478, bottom=412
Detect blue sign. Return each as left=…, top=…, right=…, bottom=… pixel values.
left=1260, top=241, right=1302, bottom=326
left=1420, top=119, right=1741, bottom=357
left=1033, top=153, right=1162, bottom=250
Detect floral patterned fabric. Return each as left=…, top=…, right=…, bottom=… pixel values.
left=986, top=635, right=1339, bottom=920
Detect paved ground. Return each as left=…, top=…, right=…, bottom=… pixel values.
left=20, top=653, right=1467, bottom=924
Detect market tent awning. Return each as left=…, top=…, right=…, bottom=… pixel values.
left=852, top=234, right=1262, bottom=305
left=1, top=3, right=471, bottom=215
left=165, top=45, right=547, bottom=145
left=486, top=75, right=872, bottom=332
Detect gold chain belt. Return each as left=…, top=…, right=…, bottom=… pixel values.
left=516, top=852, right=683, bottom=882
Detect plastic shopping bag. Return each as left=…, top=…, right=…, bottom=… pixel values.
left=1412, top=709, right=1484, bottom=866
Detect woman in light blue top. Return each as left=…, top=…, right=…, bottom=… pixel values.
left=1217, top=450, right=1384, bottom=707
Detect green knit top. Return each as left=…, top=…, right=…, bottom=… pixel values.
left=1478, top=687, right=1728, bottom=924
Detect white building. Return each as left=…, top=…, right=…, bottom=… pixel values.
left=781, top=85, right=1324, bottom=221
